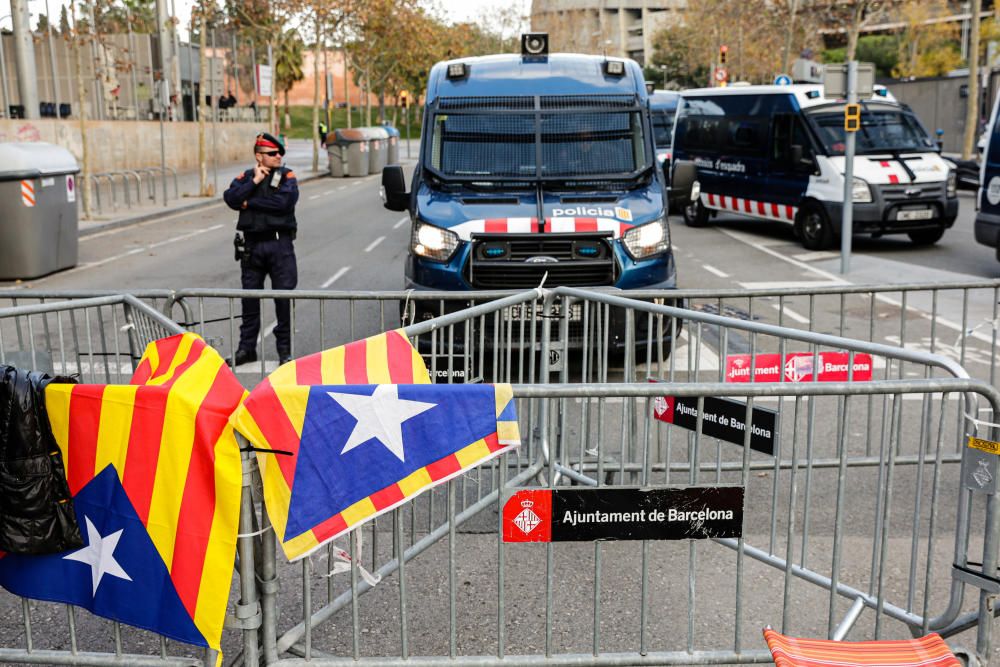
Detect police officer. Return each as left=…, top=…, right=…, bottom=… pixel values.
left=224, top=132, right=299, bottom=366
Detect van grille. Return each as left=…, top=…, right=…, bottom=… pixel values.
left=465, top=233, right=617, bottom=289
left=880, top=183, right=945, bottom=202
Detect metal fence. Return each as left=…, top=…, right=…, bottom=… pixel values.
left=1, top=284, right=1000, bottom=666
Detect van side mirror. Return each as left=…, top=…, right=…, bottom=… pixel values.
left=381, top=165, right=409, bottom=212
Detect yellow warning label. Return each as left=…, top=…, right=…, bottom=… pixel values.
left=968, top=436, right=1000, bottom=455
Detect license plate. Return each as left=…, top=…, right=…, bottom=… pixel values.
left=896, top=208, right=934, bottom=221
left=504, top=303, right=582, bottom=322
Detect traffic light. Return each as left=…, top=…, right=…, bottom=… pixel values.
left=400, top=90, right=410, bottom=108
left=844, top=103, right=861, bottom=132
left=719, top=45, right=728, bottom=65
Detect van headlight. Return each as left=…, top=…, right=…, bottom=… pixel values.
left=411, top=222, right=459, bottom=261
left=947, top=170, right=957, bottom=198
left=623, top=218, right=670, bottom=259
left=852, top=177, right=873, bottom=203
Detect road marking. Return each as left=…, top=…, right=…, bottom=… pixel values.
left=718, top=227, right=995, bottom=344
left=364, top=236, right=385, bottom=252
left=80, top=207, right=217, bottom=242
left=321, top=266, right=351, bottom=288
left=73, top=225, right=225, bottom=272
left=323, top=189, right=336, bottom=195
left=309, top=194, right=321, bottom=200
left=701, top=264, right=729, bottom=278
left=719, top=228, right=849, bottom=285
left=393, top=216, right=409, bottom=229
left=352, top=180, right=364, bottom=187
left=793, top=250, right=841, bottom=262
left=770, top=302, right=811, bottom=324
left=337, top=185, right=347, bottom=191
left=739, top=280, right=844, bottom=289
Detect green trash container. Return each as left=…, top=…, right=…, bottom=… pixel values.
left=327, top=128, right=370, bottom=177
left=363, top=127, right=390, bottom=174
left=0, top=142, right=79, bottom=279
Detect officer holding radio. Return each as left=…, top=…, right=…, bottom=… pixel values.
left=224, top=132, right=299, bottom=367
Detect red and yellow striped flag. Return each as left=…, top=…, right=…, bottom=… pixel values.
left=230, top=330, right=519, bottom=561
left=42, top=332, right=246, bottom=657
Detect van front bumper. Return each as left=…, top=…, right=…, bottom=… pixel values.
left=821, top=190, right=958, bottom=236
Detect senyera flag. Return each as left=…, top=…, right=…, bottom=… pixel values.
left=231, top=330, right=521, bottom=561
left=0, top=333, right=245, bottom=662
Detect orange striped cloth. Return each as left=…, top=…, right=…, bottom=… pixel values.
left=763, top=627, right=960, bottom=667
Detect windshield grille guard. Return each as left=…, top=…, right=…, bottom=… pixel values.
left=433, top=94, right=643, bottom=114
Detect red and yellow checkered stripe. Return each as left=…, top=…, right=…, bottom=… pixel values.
left=763, top=628, right=960, bottom=667
left=45, top=333, right=245, bottom=656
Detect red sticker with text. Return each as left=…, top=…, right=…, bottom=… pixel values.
left=502, top=489, right=552, bottom=543
left=725, top=352, right=872, bottom=383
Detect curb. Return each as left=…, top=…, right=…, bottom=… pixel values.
left=78, top=170, right=329, bottom=238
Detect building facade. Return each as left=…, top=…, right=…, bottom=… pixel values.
left=530, top=0, right=687, bottom=65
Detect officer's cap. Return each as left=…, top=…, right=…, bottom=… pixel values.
left=255, top=132, right=285, bottom=156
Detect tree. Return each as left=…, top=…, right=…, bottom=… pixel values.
left=823, top=35, right=899, bottom=77
left=59, top=6, right=72, bottom=35
left=892, top=0, right=960, bottom=78
left=36, top=13, right=50, bottom=33
left=648, top=0, right=822, bottom=87
left=274, top=28, right=304, bottom=130
left=963, top=0, right=982, bottom=160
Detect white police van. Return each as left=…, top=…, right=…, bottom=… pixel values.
left=672, top=84, right=958, bottom=250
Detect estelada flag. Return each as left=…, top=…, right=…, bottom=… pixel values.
left=231, top=330, right=520, bottom=561
left=0, top=333, right=245, bottom=660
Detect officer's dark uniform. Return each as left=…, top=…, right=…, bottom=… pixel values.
left=223, top=133, right=299, bottom=365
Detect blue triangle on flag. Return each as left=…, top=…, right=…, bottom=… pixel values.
left=0, top=465, right=207, bottom=648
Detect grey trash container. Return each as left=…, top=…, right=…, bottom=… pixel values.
left=383, top=124, right=400, bottom=164
left=363, top=127, right=390, bottom=175
left=327, top=128, right=370, bottom=177
left=0, top=142, right=79, bottom=279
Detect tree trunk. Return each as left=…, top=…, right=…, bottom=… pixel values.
left=344, top=47, right=351, bottom=128
left=269, top=39, right=277, bottom=136
left=72, top=0, right=92, bottom=219
left=312, top=15, right=321, bottom=173
left=781, top=0, right=799, bottom=75
left=364, top=71, right=372, bottom=126
left=198, top=8, right=209, bottom=195
left=963, top=0, right=982, bottom=160
left=283, top=88, right=290, bottom=129
left=846, top=0, right=865, bottom=61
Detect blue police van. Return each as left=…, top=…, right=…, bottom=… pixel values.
left=650, top=90, right=680, bottom=168
left=976, top=93, right=1000, bottom=261
left=381, top=34, right=679, bottom=356
left=672, top=84, right=957, bottom=250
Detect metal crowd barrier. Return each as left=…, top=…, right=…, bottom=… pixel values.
left=1, top=285, right=1000, bottom=666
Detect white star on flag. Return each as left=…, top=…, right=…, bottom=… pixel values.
left=63, top=516, right=133, bottom=596
left=328, top=386, right=437, bottom=462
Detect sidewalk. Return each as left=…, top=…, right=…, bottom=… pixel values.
left=77, top=139, right=332, bottom=237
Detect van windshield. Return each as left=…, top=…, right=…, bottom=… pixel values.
left=808, top=108, right=936, bottom=155
left=652, top=109, right=675, bottom=148
left=426, top=95, right=651, bottom=183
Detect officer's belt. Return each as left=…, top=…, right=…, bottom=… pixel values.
left=244, top=230, right=295, bottom=242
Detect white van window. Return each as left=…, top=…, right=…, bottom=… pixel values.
left=809, top=109, right=935, bottom=155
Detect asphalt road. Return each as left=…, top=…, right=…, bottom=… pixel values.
left=1, top=174, right=999, bottom=665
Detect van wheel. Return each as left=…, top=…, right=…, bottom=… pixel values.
left=683, top=199, right=709, bottom=227
left=795, top=204, right=834, bottom=250
left=907, top=228, right=945, bottom=245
